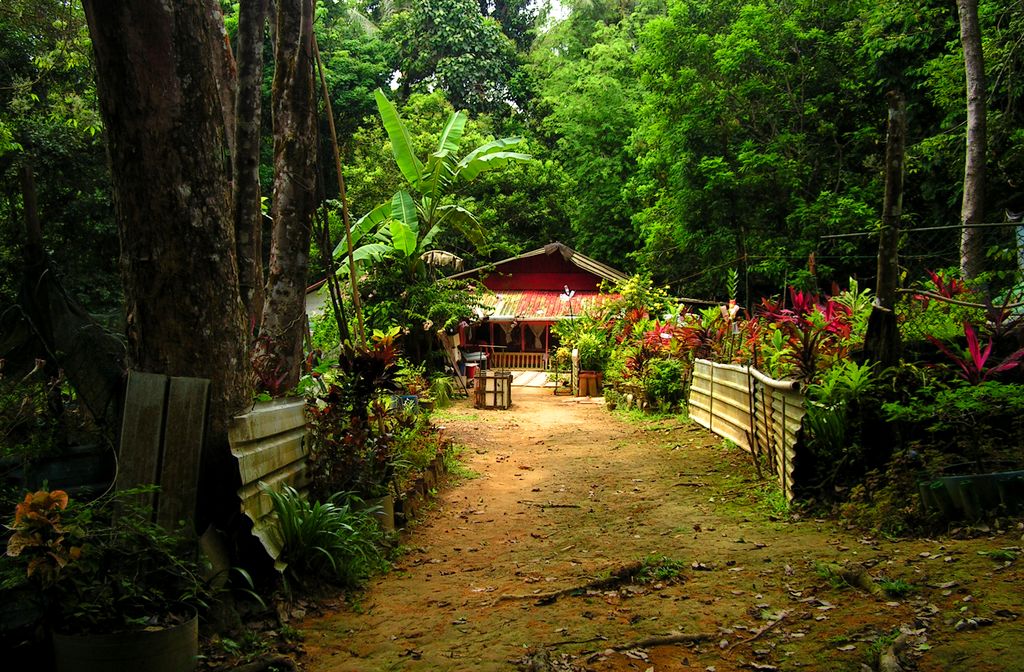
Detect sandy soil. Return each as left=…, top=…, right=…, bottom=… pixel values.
left=299, top=388, right=1024, bottom=672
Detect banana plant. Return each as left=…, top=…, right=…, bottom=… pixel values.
left=334, top=89, right=532, bottom=278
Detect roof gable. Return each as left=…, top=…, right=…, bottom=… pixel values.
left=450, top=242, right=628, bottom=292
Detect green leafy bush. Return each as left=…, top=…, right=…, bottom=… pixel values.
left=263, top=484, right=387, bottom=590
left=4, top=487, right=209, bottom=634
left=644, top=358, right=687, bottom=409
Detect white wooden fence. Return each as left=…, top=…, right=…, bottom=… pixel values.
left=687, top=359, right=805, bottom=500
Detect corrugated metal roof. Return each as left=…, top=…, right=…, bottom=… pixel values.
left=479, top=290, right=614, bottom=321
left=451, top=242, right=628, bottom=284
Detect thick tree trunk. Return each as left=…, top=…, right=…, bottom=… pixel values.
left=258, top=0, right=317, bottom=392
left=865, top=91, right=905, bottom=367
left=82, top=0, right=250, bottom=522
left=19, top=162, right=43, bottom=261
left=210, top=0, right=238, bottom=164
left=234, top=0, right=269, bottom=329
left=957, top=0, right=987, bottom=281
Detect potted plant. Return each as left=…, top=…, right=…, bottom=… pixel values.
left=575, top=332, right=608, bottom=395
left=4, top=488, right=207, bottom=672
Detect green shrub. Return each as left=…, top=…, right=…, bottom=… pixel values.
left=644, top=358, right=687, bottom=409
left=263, top=484, right=388, bottom=590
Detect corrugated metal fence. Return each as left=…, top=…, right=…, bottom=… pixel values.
left=687, top=359, right=805, bottom=500
left=229, top=398, right=309, bottom=559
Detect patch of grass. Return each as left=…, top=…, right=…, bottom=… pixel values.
left=813, top=561, right=848, bottom=590
left=635, top=555, right=687, bottom=584
left=442, top=443, right=480, bottom=480
left=865, top=629, right=900, bottom=668
left=757, top=481, right=789, bottom=517
left=879, top=578, right=915, bottom=598
left=612, top=406, right=657, bottom=423
left=980, top=548, right=1018, bottom=562
left=217, top=630, right=272, bottom=663
left=434, top=409, right=480, bottom=422
left=278, top=623, right=303, bottom=642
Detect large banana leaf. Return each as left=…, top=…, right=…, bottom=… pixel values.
left=436, top=204, right=486, bottom=249
left=419, top=222, right=444, bottom=252
left=389, top=191, right=419, bottom=257
left=421, top=150, right=457, bottom=204
left=457, top=137, right=532, bottom=181
left=334, top=242, right=393, bottom=277
left=436, top=110, right=468, bottom=154
left=459, top=150, right=534, bottom=181
left=331, top=201, right=390, bottom=258
left=375, top=88, right=423, bottom=189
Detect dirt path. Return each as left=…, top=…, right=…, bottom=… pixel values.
left=299, top=388, right=1023, bottom=672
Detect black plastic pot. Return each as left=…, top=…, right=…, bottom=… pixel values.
left=52, top=611, right=198, bottom=672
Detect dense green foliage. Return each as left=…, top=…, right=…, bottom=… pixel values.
left=5, top=0, right=1022, bottom=315
left=0, top=1, right=117, bottom=314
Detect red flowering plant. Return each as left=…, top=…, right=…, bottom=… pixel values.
left=914, top=269, right=968, bottom=307
left=757, top=289, right=856, bottom=382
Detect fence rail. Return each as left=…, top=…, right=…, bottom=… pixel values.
left=688, top=359, right=804, bottom=500
left=489, top=351, right=547, bottom=370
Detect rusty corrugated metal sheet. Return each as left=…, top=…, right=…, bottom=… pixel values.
left=480, top=290, right=613, bottom=321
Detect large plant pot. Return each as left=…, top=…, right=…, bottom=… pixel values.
left=53, top=611, right=198, bottom=672
left=578, top=371, right=602, bottom=397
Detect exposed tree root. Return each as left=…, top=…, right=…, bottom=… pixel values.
left=723, top=613, right=787, bottom=657
left=496, top=562, right=647, bottom=605
left=612, top=632, right=716, bottom=650
left=878, top=632, right=911, bottom=672
left=820, top=562, right=885, bottom=597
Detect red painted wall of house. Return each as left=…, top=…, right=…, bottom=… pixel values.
left=477, top=256, right=603, bottom=292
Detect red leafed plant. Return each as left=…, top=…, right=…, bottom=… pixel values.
left=757, top=289, right=854, bottom=381
left=927, top=322, right=1024, bottom=385
left=5, top=489, right=80, bottom=586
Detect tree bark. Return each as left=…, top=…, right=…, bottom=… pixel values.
left=258, top=0, right=317, bottom=392
left=957, top=0, right=987, bottom=281
left=234, top=0, right=269, bottom=330
left=209, top=0, right=238, bottom=164
left=82, top=0, right=250, bottom=522
left=19, top=162, right=43, bottom=262
left=864, top=91, right=905, bottom=367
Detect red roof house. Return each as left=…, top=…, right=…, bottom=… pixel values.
left=448, top=242, right=628, bottom=370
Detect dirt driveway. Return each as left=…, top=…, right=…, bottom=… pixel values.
left=300, top=388, right=1023, bottom=672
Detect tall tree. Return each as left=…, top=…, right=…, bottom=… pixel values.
left=956, top=0, right=986, bottom=280
left=533, top=12, right=645, bottom=266
left=81, top=0, right=251, bottom=518
left=258, top=0, right=318, bottom=391
left=382, top=0, right=523, bottom=114
left=233, top=0, right=270, bottom=328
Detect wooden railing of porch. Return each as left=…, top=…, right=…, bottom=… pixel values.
left=489, top=352, right=547, bottom=370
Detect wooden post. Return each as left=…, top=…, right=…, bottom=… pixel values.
left=864, top=91, right=905, bottom=367
left=544, top=323, right=550, bottom=367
